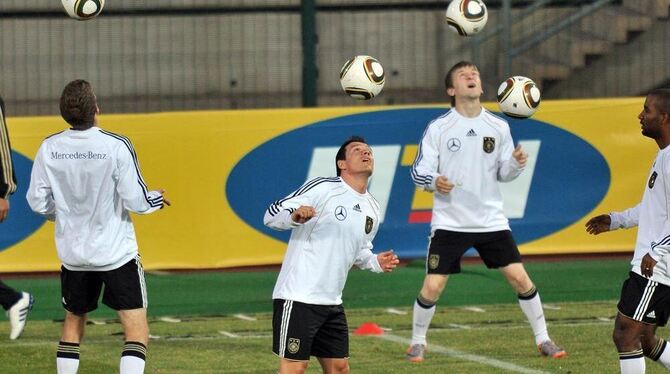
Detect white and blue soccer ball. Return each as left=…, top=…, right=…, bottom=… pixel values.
left=61, top=0, right=105, bottom=20
left=339, top=55, right=385, bottom=100
left=497, top=76, right=541, bottom=119
left=446, top=0, right=488, bottom=36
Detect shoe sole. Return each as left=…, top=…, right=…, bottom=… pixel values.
left=550, top=351, right=567, bottom=359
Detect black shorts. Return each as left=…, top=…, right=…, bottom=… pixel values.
left=618, top=271, right=670, bottom=326
left=272, top=299, right=348, bottom=361
left=426, top=230, right=522, bottom=274
left=60, top=256, right=147, bottom=315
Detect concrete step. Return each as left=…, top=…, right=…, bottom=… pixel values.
left=578, top=6, right=653, bottom=43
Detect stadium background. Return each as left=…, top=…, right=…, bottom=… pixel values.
left=0, top=0, right=668, bottom=271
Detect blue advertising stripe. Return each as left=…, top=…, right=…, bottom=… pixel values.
left=227, top=108, right=610, bottom=259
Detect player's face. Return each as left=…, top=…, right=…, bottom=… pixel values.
left=342, top=142, right=374, bottom=176
left=639, top=95, right=666, bottom=138
left=447, top=66, right=483, bottom=102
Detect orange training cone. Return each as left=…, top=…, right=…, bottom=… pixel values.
left=353, top=322, right=384, bottom=335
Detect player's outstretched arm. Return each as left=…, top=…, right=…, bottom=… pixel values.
left=585, top=214, right=612, bottom=235
left=377, top=250, right=399, bottom=272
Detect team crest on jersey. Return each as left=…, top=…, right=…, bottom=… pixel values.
left=287, top=338, right=300, bottom=354
left=334, top=206, right=347, bottom=221
left=649, top=171, right=658, bottom=189
left=365, top=216, right=374, bottom=234
left=428, top=254, right=440, bottom=269
left=483, top=137, right=495, bottom=153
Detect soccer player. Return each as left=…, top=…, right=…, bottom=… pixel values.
left=405, top=61, right=565, bottom=362
left=0, top=95, right=34, bottom=340
left=26, top=80, right=169, bottom=374
left=264, top=136, right=399, bottom=374
left=586, top=88, right=670, bottom=374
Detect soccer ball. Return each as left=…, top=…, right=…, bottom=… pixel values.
left=61, top=0, right=105, bottom=20
left=339, top=55, right=385, bottom=100
left=497, top=76, right=541, bottom=119
left=446, top=0, right=488, bottom=36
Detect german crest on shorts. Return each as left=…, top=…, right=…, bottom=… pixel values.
left=428, top=254, right=440, bottom=269
left=287, top=338, right=300, bottom=354
left=483, top=137, right=495, bottom=153
left=365, top=216, right=374, bottom=234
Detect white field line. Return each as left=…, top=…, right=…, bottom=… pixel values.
left=543, top=305, right=561, bottom=310
left=448, top=323, right=471, bottom=329
left=0, top=319, right=614, bottom=348
left=377, top=333, right=550, bottom=374
left=233, top=313, right=257, bottom=321
left=463, top=306, right=486, bottom=313
left=386, top=308, right=407, bottom=315
left=159, top=316, right=182, bottom=323
left=219, top=330, right=240, bottom=338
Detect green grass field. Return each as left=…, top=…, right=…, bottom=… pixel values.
left=0, top=257, right=667, bottom=373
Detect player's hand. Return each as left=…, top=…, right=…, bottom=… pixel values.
left=585, top=214, right=611, bottom=235
left=435, top=176, right=455, bottom=194
left=377, top=250, right=399, bottom=272
left=292, top=206, right=316, bottom=224
left=0, top=198, right=8, bottom=223
left=513, top=144, right=528, bottom=168
left=641, top=253, right=657, bottom=278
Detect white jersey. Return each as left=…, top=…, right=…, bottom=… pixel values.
left=264, top=177, right=383, bottom=305
left=26, top=126, right=164, bottom=271
left=610, top=146, right=670, bottom=286
left=411, top=108, right=524, bottom=232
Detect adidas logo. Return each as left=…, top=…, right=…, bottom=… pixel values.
left=353, top=204, right=361, bottom=212
left=646, top=310, right=656, bottom=318
left=466, top=129, right=477, bottom=136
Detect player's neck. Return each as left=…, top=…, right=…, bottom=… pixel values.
left=341, top=173, right=369, bottom=194
left=454, top=100, right=482, bottom=118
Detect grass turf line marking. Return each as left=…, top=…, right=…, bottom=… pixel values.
left=159, top=316, right=182, bottom=323
left=448, top=323, right=472, bottom=329
left=219, top=331, right=240, bottom=338
left=463, top=307, right=485, bottom=312
left=386, top=308, right=407, bottom=315
left=376, top=333, right=550, bottom=374
left=233, top=313, right=257, bottom=321
left=543, top=305, right=561, bottom=310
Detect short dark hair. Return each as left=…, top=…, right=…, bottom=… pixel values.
left=335, top=136, right=367, bottom=176
left=648, top=88, right=670, bottom=115
left=444, top=61, right=478, bottom=107
left=60, top=80, right=97, bottom=129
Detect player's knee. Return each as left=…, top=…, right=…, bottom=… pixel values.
left=421, top=285, right=442, bottom=300
left=612, top=327, right=639, bottom=351
left=332, top=360, right=349, bottom=374
left=422, top=277, right=447, bottom=299
left=507, top=274, right=531, bottom=292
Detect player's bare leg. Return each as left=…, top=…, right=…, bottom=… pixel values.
left=279, top=358, right=309, bottom=374
left=118, top=308, right=149, bottom=373
left=408, top=274, right=449, bottom=362
left=317, top=357, right=349, bottom=374
left=614, top=313, right=647, bottom=372
left=57, top=311, right=86, bottom=374
left=500, top=263, right=565, bottom=358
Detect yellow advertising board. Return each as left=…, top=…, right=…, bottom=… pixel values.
left=0, top=98, right=652, bottom=271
